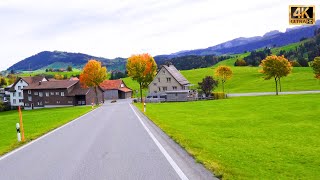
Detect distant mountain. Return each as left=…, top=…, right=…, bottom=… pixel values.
left=7, top=51, right=127, bottom=71
left=163, top=20, right=320, bottom=57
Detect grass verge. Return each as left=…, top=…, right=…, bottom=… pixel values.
left=0, top=106, right=93, bottom=156
left=136, top=94, right=320, bottom=179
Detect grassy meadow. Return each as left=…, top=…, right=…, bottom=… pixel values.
left=123, top=56, right=320, bottom=96
left=137, top=94, right=320, bottom=179
left=0, top=106, right=93, bottom=155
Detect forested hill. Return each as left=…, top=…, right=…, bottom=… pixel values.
left=7, top=51, right=127, bottom=71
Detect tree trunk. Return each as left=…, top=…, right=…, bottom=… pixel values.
left=139, top=82, right=143, bottom=103
left=94, top=86, right=99, bottom=105
left=222, top=80, right=225, bottom=93
left=275, top=77, right=278, bottom=95
left=279, top=78, right=282, bottom=92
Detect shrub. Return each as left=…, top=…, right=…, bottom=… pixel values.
left=234, top=59, right=247, bottom=66
left=290, top=60, right=301, bottom=67
left=212, top=92, right=226, bottom=99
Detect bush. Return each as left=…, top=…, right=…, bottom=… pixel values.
left=212, top=92, right=226, bottom=99
left=290, top=60, right=301, bottom=67
left=0, top=102, right=11, bottom=112
left=234, top=59, right=247, bottom=66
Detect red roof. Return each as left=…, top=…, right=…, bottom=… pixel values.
left=100, top=79, right=132, bottom=92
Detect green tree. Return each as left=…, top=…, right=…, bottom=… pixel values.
left=198, top=76, right=218, bottom=97
left=126, top=53, right=157, bottom=102
left=67, top=65, right=73, bottom=72
left=0, top=77, right=7, bottom=87
left=311, top=57, right=320, bottom=79
left=260, top=55, right=292, bottom=95
left=214, top=65, right=233, bottom=93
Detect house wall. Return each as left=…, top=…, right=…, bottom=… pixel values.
left=10, top=79, right=28, bottom=107
left=148, top=66, right=187, bottom=95
left=125, top=91, right=132, bottom=99
left=166, top=92, right=189, bottom=102
left=23, top=89, right=74, bottom=109
left=104, top=90, right=119, bottom=100
left=86, top=88, right=104, bottom=104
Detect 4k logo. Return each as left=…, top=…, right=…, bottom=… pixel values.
left=289, top=5, right=315, bottom=25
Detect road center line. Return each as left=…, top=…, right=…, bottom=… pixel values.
left=129, top=104, right=189, bottom=180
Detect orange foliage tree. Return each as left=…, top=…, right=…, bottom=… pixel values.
left=126, top=53, right=157, bottom=102
left=80, top=59, right=107, bottom=104
left=260, top=55, right=292, bottom=95
left=214, top=65, right=233, bottom=93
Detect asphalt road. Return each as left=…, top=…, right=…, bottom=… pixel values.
left=0, top=99, right=215, bottom=180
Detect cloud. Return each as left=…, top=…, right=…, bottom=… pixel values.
left=0, top=0, right=319, bottom=70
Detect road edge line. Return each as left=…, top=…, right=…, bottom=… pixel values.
left=0, top=106, right=101, bottom=161
left=129, top=104, right=189, bottom=180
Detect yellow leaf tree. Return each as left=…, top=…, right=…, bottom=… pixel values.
left=215, top=65, right=233, bottom=93
left=260, top=55, right=292, bottom=95
left=80, top=59, right=107, bottom=104
left=311, top=57, right=320, bottom=79
left=126, top=53, right=157, bottom=102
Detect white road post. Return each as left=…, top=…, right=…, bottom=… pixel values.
left=144, top=102, right=146, bottom=113
left=16, top=123, right=21, bottom=142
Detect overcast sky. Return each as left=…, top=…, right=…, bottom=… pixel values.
left=0, top=0, right=319, bottom=70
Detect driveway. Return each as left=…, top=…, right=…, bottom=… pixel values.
left=0, top=99, right=215, bottom=180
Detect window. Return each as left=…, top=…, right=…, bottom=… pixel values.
left=37, top=101, right=43, bottom=106
left=167, top=78, right=171, bottom=83
left=34, top=92, right=38, bottom=95
left=19, top=99, right=23, bottom=103
left=57, top=100, right=60, bottom=104
left=18, top=86, right=21, bottom=90
left=120, top=84, right=124, bottom=88
left=154, top=91, right=157, bottom=93
left=158, top=87, right=161, bottom=92
left=45, top=101, right=49, bottom=104
left=39, top=92, right=43, bottom=97
left=158, top=78, right=160, bottom=82
left=163, top=87, right=167, bottom=91
left=45, top=92, right=49, bottom=97
left=55, top=92, right=59, bottom=95
left=61, top=92, right=64, bottom=96
left=173, top=86, right=177, bottom=90
left=18, top=92, right=22, bottom=97
left=175, top=93, right=178, bottom=96
left=20, top=80, right=23, bottom=83
left=153, top=83, right=157, bottom=86
left=163, top=70, right=165, bottom=74
left=25, top=103, right=29, bottom=106
left=50, top=92, right=54, bottom=95
left=13, top=99, right=16, bottom=104
left=13, top=92, right=16, bottom=97
left=28, top=90, right=31, bottom=94
left=28, top=96, right=32, bottom=101
left=68, top=101, right=73, bottom=104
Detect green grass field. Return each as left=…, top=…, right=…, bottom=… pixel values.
left=0, top=106, right=93, bottom=155
left=138, top=94, right=320, bottom=179
left=123, top=57, right=320, bottom=96
left=19, top=69, right=81, bottom=78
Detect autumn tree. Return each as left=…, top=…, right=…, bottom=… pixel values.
left=260, top=55, right=292, bottom=95
left=214, top=65, right=233, bottom=93
left=126, top=53, right=157, bottom=102
left=54, top=74, right=64, bottom=80
left=80, top=59, right=107, bottom=105
left=0, top=77, right=7, bottom=87
left=198, top=76, right=218, bottom=97
left=311, top=57, right=320, bottom=79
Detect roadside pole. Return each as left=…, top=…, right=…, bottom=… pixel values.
left=18, top=106, right=25, bottom=142
left=16, top=123, right=21, bottom=142
left=144, top=102, right=146, bottom=113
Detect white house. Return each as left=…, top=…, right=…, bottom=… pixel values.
left=9, top=76, right=47, bottom=107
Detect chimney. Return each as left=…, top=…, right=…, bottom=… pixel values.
left=39, top=81, right=41, bottom=85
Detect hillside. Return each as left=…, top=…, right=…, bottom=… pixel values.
left=160, top=20, right=320, bottom=57
left=7, top=51, right=127, bottom=71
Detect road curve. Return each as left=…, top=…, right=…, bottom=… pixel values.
left=0, top=99, right=215, bottom=180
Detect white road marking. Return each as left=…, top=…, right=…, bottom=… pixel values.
left=0, top=106, right=101, bottom=161
left=129, top=104, right=189, bottom=180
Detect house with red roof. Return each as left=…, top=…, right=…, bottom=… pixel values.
left=100, top=79, right=132, bottom=100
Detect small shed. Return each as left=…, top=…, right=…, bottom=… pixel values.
left=166, top=90, right=190, bottom=102
left=100, top=79, right=132, bottom=100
